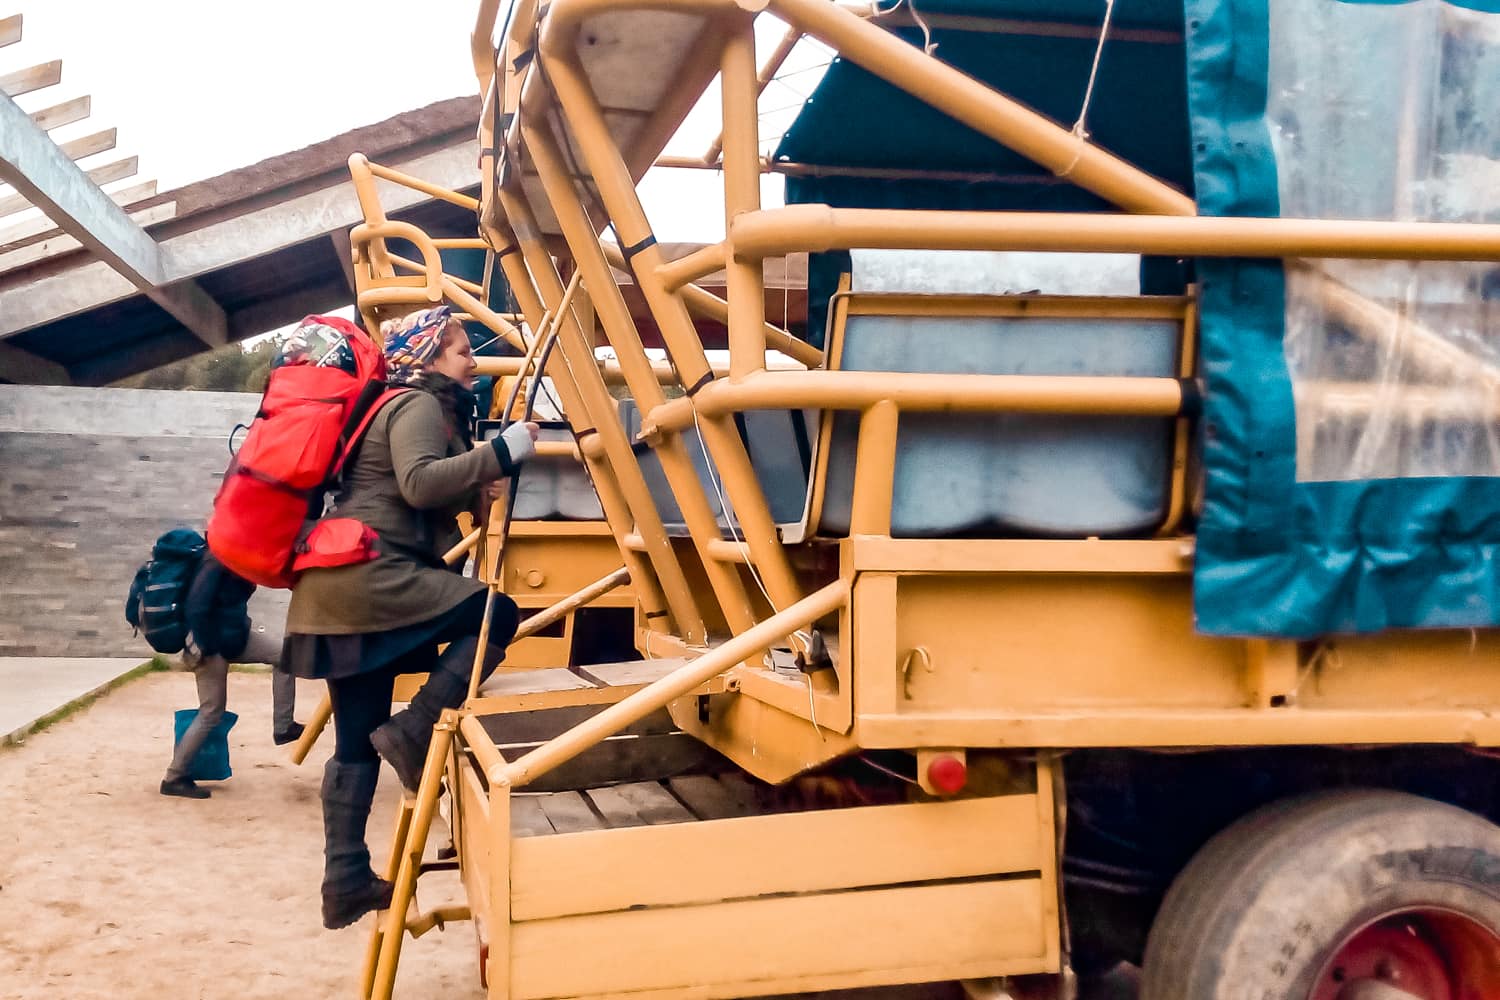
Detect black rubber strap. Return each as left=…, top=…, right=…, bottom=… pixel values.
left=492, top=242, right=520, bottom=258
left=1178, top=378, right=1204, bottom=418
left=620, top=233, right=657, bottom=265
left=574, top=426, right=598, bottom=440
left=512, top=48, right=535, bottom=71
left=644, top=609, right=670, bottom=620
left=684, top=371, right=714, bottom=397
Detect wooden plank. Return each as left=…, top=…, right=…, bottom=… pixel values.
left=478, top=704, right=679, bottom=746
left=456, top=760, right=493, bottom=931
left=714, top=771, right=764, bottom=815
left=849, top=536, right=1194, bottom=575
left=612, top=781, right=695, bottom=825
left=0, top=60, right=61, bottom=98
left=0, top=14, right=20, bottom=48
left=573, top=657, right=690, bottom=688
left=509, top=877, right=1049, bottom=998
left=486, top=783, right=511, bottom=993
left=0, top=341, right=69, bottom=385
left=56, top=127, right=115, bottom=162
left=480, top=667, right=593, bottom=697
left=0, top=156, right=140, bottom=239
left=79, top=155, right=139, bottom=190
left=534, top=790, right=604, bottom=833
left=468, top=674, right=722, bottom=716
left=0, top=202, right=175, bottom=273
left=667, top=774, right=755, bottom=821
left=510, top=793, right=1042, bottom=922
left=29, top=95, right=89, bottom=132
left=582, top=786, right=647, bottom=828
left=495, top=732, right=715, bottom=795
left=101, top=178, right=158, bottom=209
left=509, top=795, right=556, bottom=838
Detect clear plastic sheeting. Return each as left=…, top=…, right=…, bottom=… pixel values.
left=1268, top=0, right=1500, bottom=482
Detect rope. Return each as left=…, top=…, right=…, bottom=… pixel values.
left=690, top=407, right=823, bottom=737
left=869, top=0, right=936, bottom=56
left=1057, top=0, right=1118, bottom=179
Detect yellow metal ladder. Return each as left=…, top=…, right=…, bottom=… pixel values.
left=362, top=711, right=464, bottom=1000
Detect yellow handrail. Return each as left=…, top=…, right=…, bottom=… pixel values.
left=496, top=580, right=850, bottom=788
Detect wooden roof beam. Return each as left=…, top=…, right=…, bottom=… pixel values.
left=1, top=59, right=61, bottom=98
left=0, top=15, right=22, bottom=48
left=56, top=127, right=115, bottom=162
left=0, top=138, right=477, bottom=341
left=0, top=176, right=154, bottom=222
left=1, top=154, right=143, bottom=197
left=0, top=202, right=176, bottom=273
left=30, top=94, right=91, bottom=132
left=0, top=157, right=141, bottom=228
left=0, top=340, right=70, bottom=384
left=0, top=93, right=225, bottom=347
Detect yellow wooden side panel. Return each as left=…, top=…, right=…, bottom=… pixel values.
left=456, top=759, right=494, bottom=939
left=1300, top=628, right=1500, bottom=710
left=504, top=634, right=573, bottom=669
left=500, top=527, right=635, bottom=608
left=510, top=877, right=1050, bottom=999
left=893, top=574, right=1245, bottom=712
left=511, top=793, right=1041, bottom=921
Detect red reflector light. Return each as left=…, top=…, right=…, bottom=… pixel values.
left=927, top=753, right=967, bottom=795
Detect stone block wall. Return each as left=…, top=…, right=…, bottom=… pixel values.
left=0, top=386, right=288, bottom=658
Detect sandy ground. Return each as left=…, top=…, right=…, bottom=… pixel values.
left=0, top=669, right=481, bottom=1000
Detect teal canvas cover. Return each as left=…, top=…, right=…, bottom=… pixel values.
left=1187, top=0, right=1500, bottom=635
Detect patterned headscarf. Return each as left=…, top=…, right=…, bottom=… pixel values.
left=380, top=306, right=454, bottom=385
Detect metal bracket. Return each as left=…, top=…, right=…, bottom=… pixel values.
left=901, top=646, right=934, bottom=700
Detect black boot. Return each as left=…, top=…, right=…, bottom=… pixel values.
left=320, top=759, right=393, bottom=930
left=273, top=721, right=306, bottom=746
left=370, top=637, right=478, bottom=793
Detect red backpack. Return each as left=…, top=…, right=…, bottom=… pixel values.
left=207, top=315, right=406, bottom=588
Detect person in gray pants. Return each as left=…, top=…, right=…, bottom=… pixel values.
left=161, top=554, right=301, bottom=799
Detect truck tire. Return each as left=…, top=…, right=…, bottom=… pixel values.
left=1140, top=789, right=1500, bottom=1000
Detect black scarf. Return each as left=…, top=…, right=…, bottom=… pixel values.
left=410, top=371, right=476, bottom=449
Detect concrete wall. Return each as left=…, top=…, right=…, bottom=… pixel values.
left=0, top=386, right=288, bottom=659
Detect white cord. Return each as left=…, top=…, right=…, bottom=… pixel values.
left=859, top=754, right=920, bottom=786
left=1058, top=0, right=1117, bottom=178
left=691, top=407, right=824, bottom=738
left=692, top=408, right=779, bottom=615
left=869, top=0, right=936, bottom=55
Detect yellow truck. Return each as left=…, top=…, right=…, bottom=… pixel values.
left=337, top=0, right=1500, bottom=996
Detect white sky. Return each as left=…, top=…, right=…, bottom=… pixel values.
left=5, top=1, right=832, bottom=242
left=4, top=1, right=832, bottom=347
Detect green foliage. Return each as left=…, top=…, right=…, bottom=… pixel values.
left=114, top=337, right=281, bottom=393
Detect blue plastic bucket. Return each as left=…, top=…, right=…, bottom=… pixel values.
left=172, top=709, right=239, bottom=781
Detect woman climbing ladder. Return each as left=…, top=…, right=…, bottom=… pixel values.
left=280, top=305, right=537, bottom=929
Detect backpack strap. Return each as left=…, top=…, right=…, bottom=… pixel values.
left=329, top=386, right=411, bottom=482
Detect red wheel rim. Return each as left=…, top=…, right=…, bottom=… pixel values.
left=1311, top=908, right=1500, bottom=1000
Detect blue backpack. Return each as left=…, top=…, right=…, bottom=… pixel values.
left=126, top=529, right=206, bottom=654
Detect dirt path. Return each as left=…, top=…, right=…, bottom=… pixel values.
left=0, top=668, right=1121, bottom=1000
left=0, top=670, right=480, bottom=1000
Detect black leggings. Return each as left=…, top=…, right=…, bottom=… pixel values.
left=328, top=593, right=516, bottom=763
